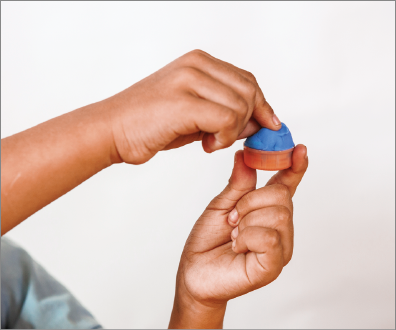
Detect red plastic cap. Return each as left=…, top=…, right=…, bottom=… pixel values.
left=244, top=146, right=294, bottom=171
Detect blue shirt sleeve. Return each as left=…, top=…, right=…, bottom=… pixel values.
left=1, top=238, right=102, bottom=329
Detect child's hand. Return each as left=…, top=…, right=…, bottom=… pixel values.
left=106, top=50, right=281, bottom=164
left=169, top=145, right=308, bottom=329
left=0, top=49, right=281, bottom=234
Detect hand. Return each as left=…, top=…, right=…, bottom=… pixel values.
left=106, top=49, right=281, bottom=164
left=0, top=49, right=281, bottom=234
left=169, top=145, right=308, bottom=328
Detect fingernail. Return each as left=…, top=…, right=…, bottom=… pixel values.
left=228, top=208, right=239, bottom=225
left=304, top=152, right=308, bottom=160
left=272, top=114, right=281, bottom=126
left=232, top=240, right=236, bottom=250
left=231, top=226, right=239, bottom=239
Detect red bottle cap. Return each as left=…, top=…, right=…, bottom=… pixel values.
left=244, top=146, right=294, bottom=171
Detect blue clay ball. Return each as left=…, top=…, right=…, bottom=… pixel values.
left=244, top=123, right=295, bottom=151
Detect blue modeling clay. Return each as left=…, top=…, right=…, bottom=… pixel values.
left=244, top=123, right=295, bottom=151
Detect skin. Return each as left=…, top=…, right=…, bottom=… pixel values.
left=1, top=49, right=281, bottom=234
left=169, top=146, right=308, bottom=328
left=1, top=49, right=308, bottom=328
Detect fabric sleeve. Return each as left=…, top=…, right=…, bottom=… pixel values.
left=1, top=237, right=102, bottom=329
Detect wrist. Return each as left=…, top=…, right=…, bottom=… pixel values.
left=84, top=99, right=123, bottom=165
left=169, top=279, right=227, bottom=329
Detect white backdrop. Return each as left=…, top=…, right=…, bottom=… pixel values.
left=1, top=2, right=395, bottom=329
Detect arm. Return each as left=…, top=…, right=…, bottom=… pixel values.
left=2, top=49, right=281, bottom=234
left=169, top=146, right=308, bottom=328
left=1, top=102, right=117, bottom=234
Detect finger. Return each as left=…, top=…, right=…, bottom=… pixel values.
left=179, top=95, right=239, bottom=152
left=208, top=150, right=256, bottom=211
left=163, top=117, right=260, bottom=151
left=229, top=68, right=280, bottom=130
left=237, top=118, right=261, bottom=139
left=265, top=144, right=308, bottom=197
left=232, top=226, right=284, bottom=285
left=176, top=67, right=252, bottom=152
left=179, top=67, right=250, bottom=123
left=181, top=51, right=256, bottom=128
left=228, top=183, right=292, bottom=227
left=191, top=150, right=256, bottom=253
left=202, top=112, right=255, bottom=151
left=216, top=64, right=281, bottom=131
left=202, top=124, right=239, bottom=153
left=163, top=131, right=205, bottom=150
left=189, top=50, right=282, bottom=131
left=233, top=206, right=293, bottom=265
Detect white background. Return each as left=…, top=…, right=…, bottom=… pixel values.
left=1, top=2, right=395, bottom=329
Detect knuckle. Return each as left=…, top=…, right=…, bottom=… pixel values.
left=219, top=138, right=234, bottom=149
left=221, top=110, right=238, bottom=129
left=235, top=206, right=245, bottom=221
left=238, top=215, right=250, bottom=232
left=274, top=184, right=291, bottom=200
left=266, top=230, right=281, bottom=248
left=256, top=96, right=273, bottom=115
left=237, top=193, right=253, bottom=214
left=238, top=216, right=248, bottom=231
left=276, top=206, right=292, bottom=226
left=244, top=81, right=257, bottom=100
left=185, top=49, right=206, bottom=62
left=191, top=49, right=205, bottom=55
left=243, top=70, right=257, bottom=83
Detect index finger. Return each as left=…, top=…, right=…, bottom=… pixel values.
left=200, top=52, right=282, bottom=131
left=228, top=183, right=293, bottom=227
left=185, top=50, right=282, bottom=131
left=224, top=65, right=282, bottom=131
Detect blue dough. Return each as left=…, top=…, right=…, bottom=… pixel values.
left=244, top=123, right=295, bottom=151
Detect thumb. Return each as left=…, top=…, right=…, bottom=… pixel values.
left=265, top=144, right=308, bottom=197
left=207, top=150, right=257, bottom=212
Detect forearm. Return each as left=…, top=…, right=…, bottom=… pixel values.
left=1, top=100, right=119, bottom=234
left=169, top=282, right=226, bottom=329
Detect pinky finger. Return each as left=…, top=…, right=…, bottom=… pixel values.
left=232, top=226, right=284, bottom=286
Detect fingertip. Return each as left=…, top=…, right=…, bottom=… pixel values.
left=253, top=115, right=282, bottom=132
left=237, top=119, right=261, bottom=139
left=234, top=149, right=244, bottom=163
left=203, top=132, right=237, bottom=153
left=232, top=150, right=254, bottom=176
left=291, top=144, right=308, bottom=173
left=232, top=239, right=237, bottom=252
left=294, top=144, right=308, bottom=158
left=272, top=114, right=282, bottom=129
left=228, top=207, right=239, bottom=227
left=253, top=101, right=282, bottom=131
left=228, top=150, right=257, bottom=193
left=202, top=133, right=216, bottom=153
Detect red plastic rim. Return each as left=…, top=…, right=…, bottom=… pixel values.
left=243, top=146, right=294, bottom=171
